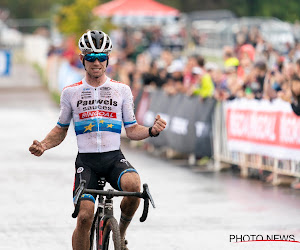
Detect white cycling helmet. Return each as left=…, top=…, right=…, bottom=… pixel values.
left=78, top=30, right=112, bottom=54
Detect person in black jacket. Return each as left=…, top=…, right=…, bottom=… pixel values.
left=290, top=74, right=300, bottom=116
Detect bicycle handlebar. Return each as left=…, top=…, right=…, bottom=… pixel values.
left=72, top=181, right=155, bottom=222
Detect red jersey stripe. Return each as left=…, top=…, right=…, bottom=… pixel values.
left=63, top=81, right=83, bottom=91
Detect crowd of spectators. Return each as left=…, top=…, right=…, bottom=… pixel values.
left=50, top=25, right=300, bottom=112
left=103, top=26, right=300, bottom=111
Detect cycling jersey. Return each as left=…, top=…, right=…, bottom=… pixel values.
left=57, top=77, right=137, bottom=153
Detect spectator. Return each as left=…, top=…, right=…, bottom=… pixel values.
left=234, top=31, right=247, bottom=56
left=248, top=26, right=260, bottom=47
left=223, top=46, right=239, bottom=70
left=148, top=28, right=163, bottom=59
left=189, top=62, right=215, bottom=98
left=294, top=42, right=300, bottom=60
left=183, top=54, right=205, bottom=92
left=290, top=74, right=300, bottom=115
left=283, top=62, right=295, bottom=81
left=226, top=66, right=245, bottom=99
left=163, top=59, right=185, bottom=95
left=142, top=61, right=165, bottom=88
left=212, top=68, right=230, bottom=101
left=295, top=58, right=300, bottom=78
left=263, top=69, right=285, bottom=100
left=244, top=60, right=267, bottom=99
left=237, top=44, right=255, bottom=80
left=124, top=31, right=147, bottom=62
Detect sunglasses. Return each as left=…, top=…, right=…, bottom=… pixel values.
left=83, top=53, right=109, bottom=62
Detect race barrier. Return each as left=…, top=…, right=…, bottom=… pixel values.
left=134, top=88, right=216, bottom=158
left=213, top=98, right=300, bottom=184
left=136, top=88, right=300, bottom=184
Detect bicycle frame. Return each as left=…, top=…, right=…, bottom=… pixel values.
left=72, top=179, right=156, bottom=249
left=89, top=181, right=106, bottom=249
left=89, top=179, right=117, bottom=249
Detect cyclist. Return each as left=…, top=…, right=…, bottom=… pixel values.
left=29, top=30, right=166, bottom=250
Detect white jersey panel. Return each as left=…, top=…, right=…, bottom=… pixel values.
left=57, top=77, right=137, bottom=153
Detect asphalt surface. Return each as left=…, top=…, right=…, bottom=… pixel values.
left=1, top=63, right=300, bottom=250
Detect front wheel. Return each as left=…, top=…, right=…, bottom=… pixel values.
left=90, top=216, right=100, bottom=250
left=102, top=217, right=121, bottom=250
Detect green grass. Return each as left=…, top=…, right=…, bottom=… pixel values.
left=32, top=62, right=61, bottom=105
left=51, top=91, right=61, bottom=105
left=32, top=63, right=47, bottom=87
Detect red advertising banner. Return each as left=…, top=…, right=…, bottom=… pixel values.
left=225, top=99, right=300, bottom=159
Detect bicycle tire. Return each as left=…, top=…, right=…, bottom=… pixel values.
left=90, top=216, right=100, bottom=250
left=102, top=217, right=121, bottom=250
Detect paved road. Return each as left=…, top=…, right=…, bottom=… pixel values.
left=1, top=63, right=300, bottom=250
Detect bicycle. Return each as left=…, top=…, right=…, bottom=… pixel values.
left=72, top=177, right=155, bottom=250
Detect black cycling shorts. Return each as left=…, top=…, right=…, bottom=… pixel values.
left=73, top=150, right=137, bottom=199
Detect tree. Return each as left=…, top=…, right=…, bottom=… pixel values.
left=1, top=0, right=73, bottom=19
left=224, top=0, right=300, bottom=22
left=55, top=0, right=114, bottom=38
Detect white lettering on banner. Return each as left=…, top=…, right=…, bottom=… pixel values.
left=170, top=117, right=189, bottom=135
left=249, top=112, right=276, bottom=141
left=279, top=114, right=300, bottom=145
left=228, top=110, right=276, bottom=142
left=228, top=111, right=250, bottom=137
left=195, top=121, right=206, bottom=137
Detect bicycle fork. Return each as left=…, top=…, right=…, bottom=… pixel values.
left=98, top=198, right=115, bottom=249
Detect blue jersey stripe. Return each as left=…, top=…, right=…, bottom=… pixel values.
left=57, top=122, right=70, bottom=127
left=124, top=120, right=137, bottom=126
left=75, top=118, right=122, bottom=127
left=75, top=118, right=122, bottom=135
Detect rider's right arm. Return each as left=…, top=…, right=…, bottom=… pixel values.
left=48, top=87, right=72, bottom=148
left=29, top=126, right=68, bottom=156
left=41, top=126, right=68, bottom=150
left=29, top=88, right=72, bottom=157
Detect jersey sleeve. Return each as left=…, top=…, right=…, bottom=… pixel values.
left=57, top=89, right=72, bottom=128
left=122, top=85, right=137, bottom=128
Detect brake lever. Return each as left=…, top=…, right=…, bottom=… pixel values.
left=74, top=180, right=86, bottom=204
left=72, top=180, right=86, bottom=218
left=144, top=184, right=156, bottom=208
